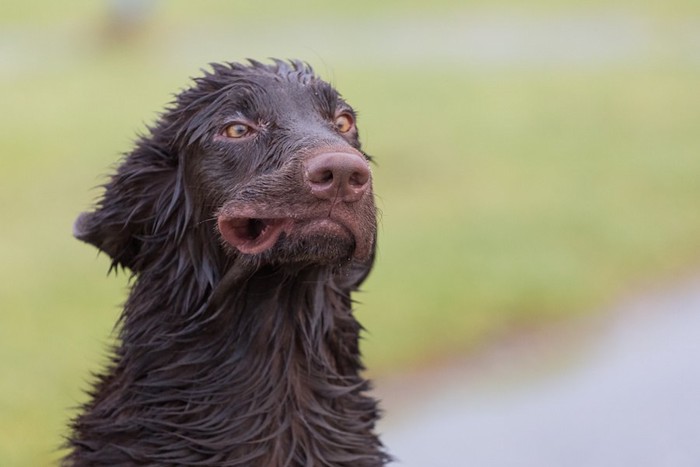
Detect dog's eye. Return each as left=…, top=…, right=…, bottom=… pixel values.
left=224, top=123, right=251, bottom=139
left=334, top=114, right=354, bottom=133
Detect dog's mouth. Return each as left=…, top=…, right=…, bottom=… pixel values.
left=218, top=217, right=293, bottom=255
left=218, top=215, right=358, bottom=255
left=217, top=199, right=375, bottom=261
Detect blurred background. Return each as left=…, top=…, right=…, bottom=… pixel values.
left=1, top=1, right=699, bottom=465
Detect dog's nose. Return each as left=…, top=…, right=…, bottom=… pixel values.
left=304, top=152, right=370, bottom=203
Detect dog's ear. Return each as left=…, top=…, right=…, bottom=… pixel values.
left=74, top=139, right=190, bottom=273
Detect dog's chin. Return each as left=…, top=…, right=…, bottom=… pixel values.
left=273, top=231, right=356, bottom=266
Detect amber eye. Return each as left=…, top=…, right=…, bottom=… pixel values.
left=224, top=123, right=251, bottom=139
left=334, top=114, right=354, bottom=133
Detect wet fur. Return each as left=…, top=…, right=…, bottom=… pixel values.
left=66, top=60, right=388, bottom=466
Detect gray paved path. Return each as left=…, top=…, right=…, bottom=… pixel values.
left=376, top=276, right=700, bottom=466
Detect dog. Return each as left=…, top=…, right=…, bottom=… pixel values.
left=66, top=59, right=388, bottom=466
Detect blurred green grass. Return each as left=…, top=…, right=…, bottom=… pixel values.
left=2, top=1, right=700, bottom=465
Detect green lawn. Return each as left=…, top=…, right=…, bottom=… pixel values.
left=2, top=2, right=700, bottom=465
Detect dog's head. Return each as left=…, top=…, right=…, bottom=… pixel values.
left=74, top=60, right=376, bottom=282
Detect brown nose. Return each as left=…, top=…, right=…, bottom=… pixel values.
left=304, top=152, right=371, bottom=203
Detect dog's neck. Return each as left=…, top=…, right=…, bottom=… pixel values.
left=68, top=259, right=387, bottom=466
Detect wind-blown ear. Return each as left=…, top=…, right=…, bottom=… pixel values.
left=74, top=140, right=188, bottom=273
left=73, top=207, right=141, bottom=270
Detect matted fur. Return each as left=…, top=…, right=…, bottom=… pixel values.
left=66, top=60, right=389, bottom=466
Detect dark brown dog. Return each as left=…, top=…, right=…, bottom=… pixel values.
left=67, top=60, right=388, bottom=466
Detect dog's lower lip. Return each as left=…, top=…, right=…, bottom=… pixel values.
left=218, top=217, right=289, bottom=254
left=217, top=215, right=357, bottom=256
left=238, top=218, right=268, bottom=241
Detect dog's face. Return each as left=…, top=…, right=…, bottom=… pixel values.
left=75, top=61, right=376, bottom=273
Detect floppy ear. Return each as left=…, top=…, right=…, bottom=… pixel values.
left=74, top=139, right=190, bottom=273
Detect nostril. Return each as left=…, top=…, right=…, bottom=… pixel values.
left=310, top=169, right=334, bottom=185
left=349, top=169, right=369, bottom=188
